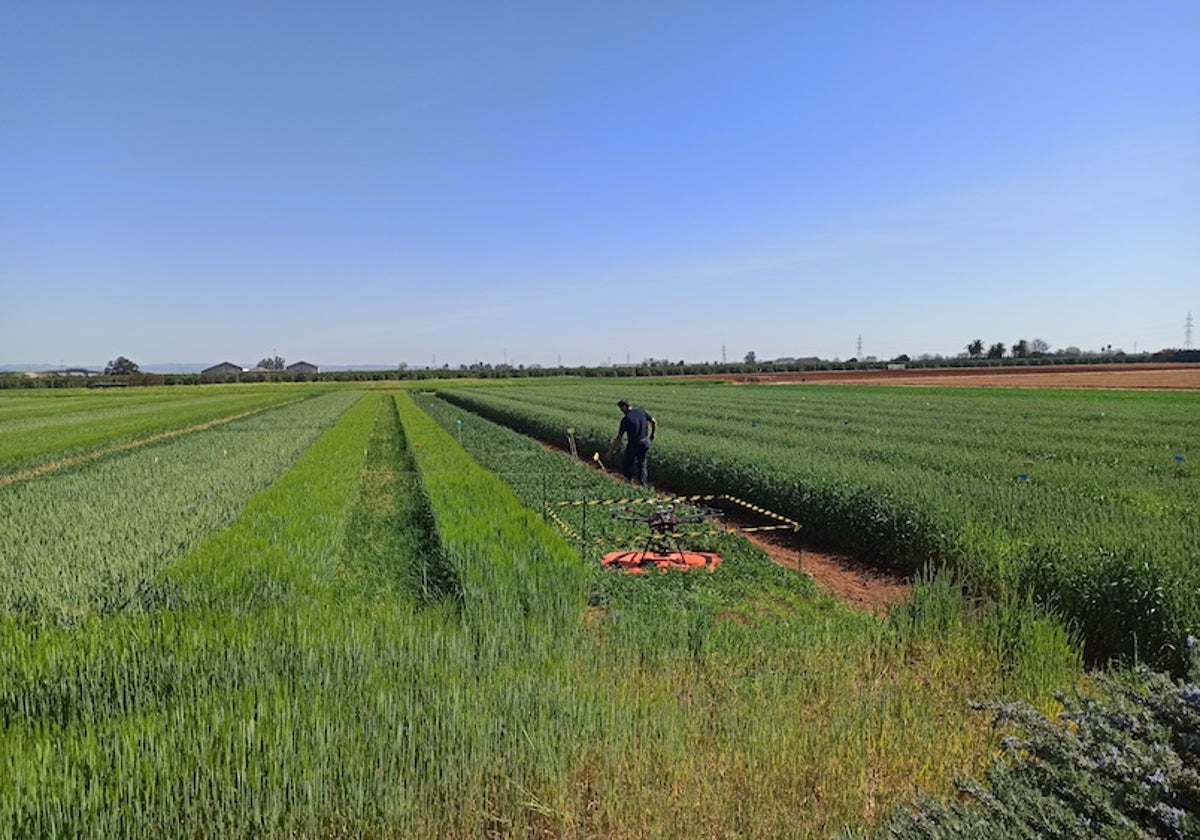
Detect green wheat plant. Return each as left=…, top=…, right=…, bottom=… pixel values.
left=440, top=380, right=1198, bottom=673
left=0, top=384, right=313, bottom=477
left=0, top=391, right=361, bottom=620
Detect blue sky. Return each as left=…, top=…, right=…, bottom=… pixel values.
left=2, top=1, right=1197, bottom=369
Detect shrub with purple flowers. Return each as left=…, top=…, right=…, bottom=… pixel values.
left=842, top=646, right=1200, bottom=839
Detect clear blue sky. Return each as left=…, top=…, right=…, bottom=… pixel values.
left=3, top=1, right=1197, bottom=369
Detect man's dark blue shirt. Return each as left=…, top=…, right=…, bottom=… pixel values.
left=620, top=407, right=653, bottom=445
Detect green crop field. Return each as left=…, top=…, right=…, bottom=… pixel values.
left=0, top=384, right=313, bottom=480
left=0, top=380, right=1193, bottom=838
left=439, top=379, right=1199, bottom=674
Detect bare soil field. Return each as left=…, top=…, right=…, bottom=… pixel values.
left=717, top=363, right=1200, bottom=390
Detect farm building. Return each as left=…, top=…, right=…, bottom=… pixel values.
left=201, top=362, right=246, bottom=376
left=286, top=361, right=319, bottom=374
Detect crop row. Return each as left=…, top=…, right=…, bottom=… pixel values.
left=0, top=385, right=314, bottom=477
left=414, top=391, right=1083, bottom=835
left=0, top=391, right=361, bottom=620
left=0, top=390, right=382, bottom=835
left=437, top=380, right=1198, bottom=673
left=1, top=390, right=593, bottom=838
left=0, top=385, right=1083, bottom=838
left=396, top=392, right=587, bottom=654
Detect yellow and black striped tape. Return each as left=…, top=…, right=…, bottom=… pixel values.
left=719, top=494, right=801, bottom=531
left=551, top=493, right=801, bottom=533
left=555, top=493, right=720, bottom=508
left=545, top=506, right=582, bottom=542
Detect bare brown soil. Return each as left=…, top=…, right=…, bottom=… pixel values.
left=711, top=362, right=1200, bottom=390
left=739, top=530, right=911, bottom=614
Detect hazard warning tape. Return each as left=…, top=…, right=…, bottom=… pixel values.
left=545, top=505, right=581, bottom=542
left=554, top=493, right=721, bottom=508
left=550, top=493, right=801, bottom=534
left=544, top=505, right=617, bottom=546
left=719, top=494, right=801, bottom=532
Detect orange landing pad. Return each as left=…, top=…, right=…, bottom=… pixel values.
left=601, top=550, right=722, bottom=574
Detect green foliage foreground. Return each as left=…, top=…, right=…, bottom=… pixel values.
left=8, top=384, right=1185, bottom=837
left=438, top=380, right=1198, bottom=674
left=424, top=384, right=1199, bottom=838
left=415, top=392, right=1086, bottom=836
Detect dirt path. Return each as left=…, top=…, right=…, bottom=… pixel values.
left=738, top=529, right=910, bottom=614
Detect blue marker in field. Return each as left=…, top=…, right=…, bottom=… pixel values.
left=1175, top=454, right=1185, bottom=463
left=1017, top=473, right=1029, bottom=482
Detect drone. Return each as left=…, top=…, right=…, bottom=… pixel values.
left=602, top=497, right=725, bottom=574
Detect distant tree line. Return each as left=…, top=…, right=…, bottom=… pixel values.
left=104, top=356, right=140, bottom=375
left=2, top=347, right=1197, bottom=389
left=964, top=338, right=1055, bottom=360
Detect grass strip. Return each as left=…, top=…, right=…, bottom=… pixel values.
left=0, top=392, right=361, bottom=621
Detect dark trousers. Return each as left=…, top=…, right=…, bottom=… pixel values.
left=623, top=440, right=650, bottom=485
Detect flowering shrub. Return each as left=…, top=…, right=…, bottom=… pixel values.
left=851, top=640, right=1200, bottom=839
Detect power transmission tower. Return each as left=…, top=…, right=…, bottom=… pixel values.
left=856, top=335, right=863, bottom=358
left=1186, top=312, right=1194, bottom=349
